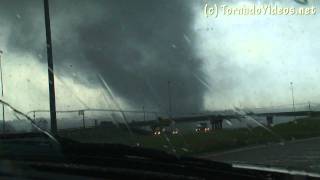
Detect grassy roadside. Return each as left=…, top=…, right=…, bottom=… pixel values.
left=135, top=117, right=320, bottom=155
left=60, top=117, right=320, bottom=156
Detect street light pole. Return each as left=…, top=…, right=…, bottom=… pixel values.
left=0, top=50, right=4, bottom=133
left=308, top=101, right=311, bottom=112
left=168, top=81, right=172, bottom=119
left=82, top=111, right=85, bottom=129
left=290, top=82, right=296, bottom=119
left=142, top=106, right=146, bottom=121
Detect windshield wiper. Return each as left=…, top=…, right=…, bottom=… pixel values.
left=0, top=99, right=59, bottom=144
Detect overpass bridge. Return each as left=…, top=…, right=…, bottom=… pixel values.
left=253, top=110, right=320, bottom=117
left=130, top=110, right=320, bottom=131
left=26, top=108, right=320, bottom=131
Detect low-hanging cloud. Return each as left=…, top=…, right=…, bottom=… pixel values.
left=0, top=0, right=206, bottom=116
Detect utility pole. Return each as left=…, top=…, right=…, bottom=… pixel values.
left=44, top=0, right=57, bottom=134
left=0, top=50, right=5, bottom=133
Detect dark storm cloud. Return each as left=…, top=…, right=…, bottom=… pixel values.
left=0, top=1, right=43, bottom=53
left=1, top=0, right=206, bottom=114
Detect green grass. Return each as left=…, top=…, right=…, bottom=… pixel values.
left=138, top=117, right=320, bottom=155
left=59, top=117, right=320, bottom=156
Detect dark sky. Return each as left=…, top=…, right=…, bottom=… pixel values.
left=0, top=0, right=206, bottom=115
left=1, top=0, right=317, bottom=115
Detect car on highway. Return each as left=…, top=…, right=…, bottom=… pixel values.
left=195, top=122, right=211, bottom=133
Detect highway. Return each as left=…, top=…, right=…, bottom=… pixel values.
left=201, top=136, right=320, bottom=174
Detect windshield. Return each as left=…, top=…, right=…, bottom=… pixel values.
left=0, top=0, right=320, bottom=175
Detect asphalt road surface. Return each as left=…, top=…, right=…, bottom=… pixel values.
left=201, top=137, right=320, bottom=174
